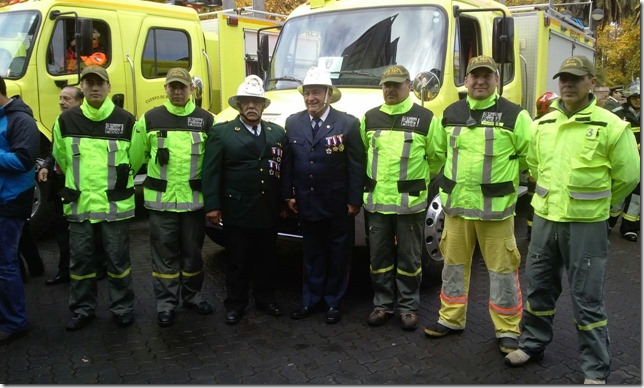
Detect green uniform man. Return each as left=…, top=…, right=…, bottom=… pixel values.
left=53, top=66, right=145, bottom=331
left=135, top=68, right=215, bottom=327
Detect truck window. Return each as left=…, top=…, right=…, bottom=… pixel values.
left=454, top=16, right=481, bottom=86
left=0, top=10, right=39, bottom=79
left=47, top=19, right=110, bottom=75
left=142, top=29, right=190, bottom=79
left=268, top=6, right=447, bottom=91
left=454, top=14, right=514, bottom=87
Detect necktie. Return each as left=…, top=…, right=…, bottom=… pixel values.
left=312, top=117, right=321, bottom=138
left=252, top=125, right=259, bottom=136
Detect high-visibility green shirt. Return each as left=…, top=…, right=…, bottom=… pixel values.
left=360, top=96, right=440, bottom=214
left=52, top=98, right=145, bottom=222
left=434, top=93, right=532, bottom=221
left=528, top=96, right=640, bottom=222
left=136, top=99, right=215, bottom=212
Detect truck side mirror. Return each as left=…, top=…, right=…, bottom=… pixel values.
left=492, top=16, right=514, bottom=64
left=112, top=94, right=124, bottom=108
left=258, top=34, right=270, bottom=73
left=76, top=18, right=94, bottom=57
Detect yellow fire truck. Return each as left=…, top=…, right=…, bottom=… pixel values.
left=214, top=0, right=596, bottom=270
left=0, top=0, right=283, bottom=234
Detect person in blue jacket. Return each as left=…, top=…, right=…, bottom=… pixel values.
left=0, top=75, right=40, bottom=345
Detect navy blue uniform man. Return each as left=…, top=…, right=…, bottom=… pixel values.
left=282, top=67, right=366, bottom=324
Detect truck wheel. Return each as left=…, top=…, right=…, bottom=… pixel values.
left=421, top=173, right=445, bottom=281
left=28, top=177, right=54, bottom=240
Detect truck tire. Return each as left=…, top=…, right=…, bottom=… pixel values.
left=422, top=174, right=445, bottom=280
left=28, top=176, right=54, bottom=240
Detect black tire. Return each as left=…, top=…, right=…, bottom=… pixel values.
left=28, top=176, right=54, bottom=240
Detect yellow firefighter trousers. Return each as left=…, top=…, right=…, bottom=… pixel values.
left=437, top=215, right=522, bottom=338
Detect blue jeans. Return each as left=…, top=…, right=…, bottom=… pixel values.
left=0, top=217, right=28, bottom=333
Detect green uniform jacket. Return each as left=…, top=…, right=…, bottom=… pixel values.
left=136, top=99, right=215, bottom=212
left=52, top=98, right=145, bottom=222
left=528, top=95, right=640, bottom=222
left=434, top=93, right=532, bottom=221
left=202, top=116, right=286, bottom=229
left=360, top=96, right=440, bottom=215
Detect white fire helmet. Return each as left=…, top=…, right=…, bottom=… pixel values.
left=228, top=75, right=271, bottom=110
left=297, top=66, right=342, bottom=103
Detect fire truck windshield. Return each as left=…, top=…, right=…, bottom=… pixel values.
left=0, top=11, right=39, bottom=79
left=267, top=6, right=447, bottom=91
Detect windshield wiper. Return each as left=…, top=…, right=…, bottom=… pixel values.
left=330, top=70, right=378, bottom=78
left=267, top=76, right=302, bottom=84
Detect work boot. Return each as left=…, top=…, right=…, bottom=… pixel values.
left=498, top=337, right=519, bottom=354
left=623, top=232, right=638, bottom=242
left=424, top=322, right=463, bottom=338
left=400, top=312, right=418, bottom=331
left=583, top=379, right=606, bottom=384
left=504, top=349, right=543, bottom=367
left=367, top=309, right=392, bottom=327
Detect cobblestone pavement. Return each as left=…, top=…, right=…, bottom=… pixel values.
left=2, top=204, right=641, bottom=384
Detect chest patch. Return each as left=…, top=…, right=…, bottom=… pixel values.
left=188, top=117, right=204, bottom=128
left=400, top=116, right=420, bottom=128
left=105, top=123, right=124, bottom=135
left=481, top=112, right=502, bottom=126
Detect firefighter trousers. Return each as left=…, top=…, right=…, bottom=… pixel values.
left=69, top=220, right=134, bottom=317
left=519, top=215, right=611, bottom=381
left=437, top=215, right=522, bottom=338
left=367, top=211, right=424, bottom=313
left=149, top=209, right=206, bottom=313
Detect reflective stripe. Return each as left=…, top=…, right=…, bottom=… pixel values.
left=143, top=200, right=204, bottom=211
left=153, top=271, right=180, bottom=279
left=397, top=266, right=421, bottom=277
left=70, top=272, right=99, bottom=280
left=569, top=190, right=611, bottom=200
left=526, top=300, right=556, bottom=316
left=535, top=184, right=548, bottom=197
left=365, top=202, right=427, bottom=214
left=66, top=209, right=135, bottom=222
left=157, top=136, right=166, bottom=205
left=108, top=267, right=132, bottom=279
left=370, top=263, right=394, bottom=274
left=440, top=291, right=467, bottom=305
left=365, top=130, right=381, bottom=209
left=483, top=127, right=494, bottom=215
left=70, top=138, right=82, bottom=216
left=577, top=319, right=608, bottom=331
left=489, top=301, right=523, bottom=315
left=182, top=269, right=202, bottom=277
left=443, top=203, right=516, bottom=220
left=107, top=140, right=119, bottom=215
left=446, top=126, right=463, bottom=211
left=399, top=131, right=413, bottom=209
left=190, top=132, right=202, bottom=205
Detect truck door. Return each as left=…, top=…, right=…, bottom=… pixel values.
left=546, top=30, right=594, bottom=93
left=39, top=9, right=120, bottom=135
left=132, top=17, right=204, bottom=118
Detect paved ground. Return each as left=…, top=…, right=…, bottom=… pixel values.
left=2, top=202, right=641, bottom=384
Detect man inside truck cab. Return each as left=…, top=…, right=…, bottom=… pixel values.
left=65, top=29, right=107, bottom=73
left=52, top=65, right=144, bottom=331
